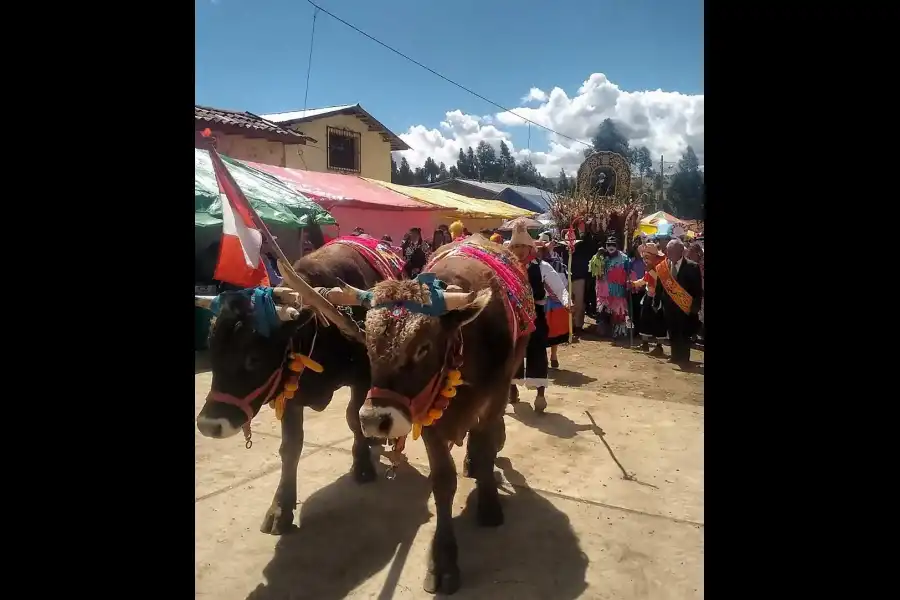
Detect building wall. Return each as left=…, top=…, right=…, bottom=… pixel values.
left=283, top=113, right=392, bottom=181
left=195, top=130, right=286, bottom=167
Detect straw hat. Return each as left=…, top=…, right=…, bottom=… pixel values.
left=509, top=220, right=534, bottom=247
left=640, top=242, right=665, bottom=258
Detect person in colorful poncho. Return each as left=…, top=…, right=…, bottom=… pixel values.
left=594, top=234, right=632, bottom=345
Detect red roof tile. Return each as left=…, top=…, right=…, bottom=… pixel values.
left=195, top=105, right=316, bottom=144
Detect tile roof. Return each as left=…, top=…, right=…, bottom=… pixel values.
left=195, top=105, right=316, bottom=144
left=261, top=103, right=411, bottom=151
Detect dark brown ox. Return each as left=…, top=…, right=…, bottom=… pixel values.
left=194, top=242, right=382, bottom=535
left=323, top=237, right=529, bottom=595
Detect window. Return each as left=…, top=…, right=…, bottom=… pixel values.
left=327, top=126, right=361, bottom=173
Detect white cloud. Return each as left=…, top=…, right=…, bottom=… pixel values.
left=393, top=72, right=703, bottom=178
left=522, top=87, right=548, bottom=103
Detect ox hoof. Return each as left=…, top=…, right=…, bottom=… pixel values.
left=423, top=567, right=461, bottom=595
left=477, top=498, right=504, bottom=527
left=352, top=460, right=377, bottom=484
left=534, top=394, right=547, bottom=414
left=462, top=455, right=474, bottom=479
left=260, top=504, right=296, bottom=535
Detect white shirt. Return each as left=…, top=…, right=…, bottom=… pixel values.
left=670, top=257, right=684, bottom=277
left=538, top=260, right=570, bottom=306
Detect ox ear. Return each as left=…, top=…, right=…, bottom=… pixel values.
left=440, top=288, right=492, bottom=330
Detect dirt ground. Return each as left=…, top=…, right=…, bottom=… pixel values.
left=195, top=335, right=704, bottom=600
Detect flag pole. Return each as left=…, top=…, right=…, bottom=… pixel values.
left=200, top=131, right=364, bottom=342
left=565, top=216, right=583, bottom=343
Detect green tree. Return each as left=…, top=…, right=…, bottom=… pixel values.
left=390, top=157, right=400, bottom=183
left=423, top=157, right=440, bottom=183
left=587, top=118, right=632, bottom=160
left=448, top=164, right=461, bottom=179
left=498, top=140, right=516, bottom=182
left=465, top=147, right=478, bottom=179
left=397, top=157, right=414, bottom=185
left=631, top=146, right=654, bottom=178
left=475, top=141, right=500, bottom=181
left=456, top=148, right=477, bottom=179
left=667, top=146, right=704, bottom=219
left=556, top=168, right=571, bottom=193
left=437, top=161, right=450, bottom=181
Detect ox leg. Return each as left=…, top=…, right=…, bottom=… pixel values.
left=466, top=412, right=505, bottom=527
left=260, top=401, right=304, bottom=535
left=348, top=384, right=377, bottom=484
left=422, top=427, right=461, bottom=595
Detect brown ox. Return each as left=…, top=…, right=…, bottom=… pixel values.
left=194, top=242, right=381, bottom=535
left=320, top=237, right=529, bottom=595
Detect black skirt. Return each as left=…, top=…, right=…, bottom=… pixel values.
left=638, top=296, right=668, bottom=338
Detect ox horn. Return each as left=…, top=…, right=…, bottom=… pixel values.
left=443, top=291, right=477, bottom=311
left=320, top=279, right=368, bottom=307
left=195, top=296, right=216, bottom=310
left=277, top=259, right=366, bottom=343
left=273, top=287, right=301, bottom=306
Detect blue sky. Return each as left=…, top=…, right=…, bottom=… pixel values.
left=196, top=0, right=704, bottom=175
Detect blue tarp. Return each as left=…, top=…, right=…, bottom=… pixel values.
left=455, top=179, right=552, bottom=213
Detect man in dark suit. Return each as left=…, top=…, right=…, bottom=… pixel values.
left=655, top=238, right=703, bottom=364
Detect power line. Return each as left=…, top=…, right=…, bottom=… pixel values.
left=304, top=0, right=593, bottom=149
left=302, top=7, right=319, bottom=112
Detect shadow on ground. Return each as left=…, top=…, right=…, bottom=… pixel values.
left=550, top=368, right=598, bottom=388
left=246, top=464, right=432, bottom=600
left=507, top=402, right=593, bottom=439
left=449, top=457, right=589, bottom=599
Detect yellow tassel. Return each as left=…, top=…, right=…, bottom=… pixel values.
left=412, top=423, right=422, bottom=440
left=428, top=408, right=443, bottom=419
left=421, top=415, right=435, bottom=426
left=274, top=395, right=286, bottom=421
left=447, top=369, right=462, bottom=382
left=284, top=379, right=299, bottom=392
left=283, top=389, right=296, bottom=399
left=289, top=360, right=306, bottom=373
left=299, top=355, right=324, bottom=373
left=440, top=387, right=457, bottom=398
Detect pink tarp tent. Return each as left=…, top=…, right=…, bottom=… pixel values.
left=242, top=162, right=439, bottom=243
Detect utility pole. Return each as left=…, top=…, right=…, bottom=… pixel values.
left=658, top=154, right=664, bottom=211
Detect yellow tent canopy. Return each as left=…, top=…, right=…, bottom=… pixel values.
left=638, top=210, right=691, bottom=235
left=366, top=179, right=534, bottom=219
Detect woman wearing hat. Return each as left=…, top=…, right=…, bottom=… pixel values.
left=401, top=227, right=431, bottom=278
left=631, top=242, right=667, bottom=356
left=536, top=233, right=569, bottom=369
left=508, top=221, right=569, bottom=413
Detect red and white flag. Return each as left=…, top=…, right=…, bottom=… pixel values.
left=208, top=146, right=271, bottom=288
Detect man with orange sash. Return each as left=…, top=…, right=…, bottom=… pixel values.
left=655, top=238, right=703, bottom=364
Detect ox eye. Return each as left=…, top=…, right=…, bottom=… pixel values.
left=244, top=354, right=260, bottom=371
left=413, top=341, right=432, bottom=362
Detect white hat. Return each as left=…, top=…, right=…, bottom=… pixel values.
left=509, top=219, right=534, bottom=247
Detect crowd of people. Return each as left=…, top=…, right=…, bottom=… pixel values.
left=347, top=219, right=704, bottom=365
left=341, top=218, right=704, bottom=412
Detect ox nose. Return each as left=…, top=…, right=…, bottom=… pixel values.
left=197, top=416, right=230, bottom=439
left=360, top=412, right=393, bottom=438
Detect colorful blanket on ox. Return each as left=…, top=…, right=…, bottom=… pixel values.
left=325, top=236, right=405, bottom=281
left=426, top=239, right=536, bottom=340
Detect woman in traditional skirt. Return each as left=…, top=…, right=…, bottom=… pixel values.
left=631, top=242, right=668, bottom=356
left=507, top=221, right=568, bottom=413
left=536, top=237, right=571, bottom=369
